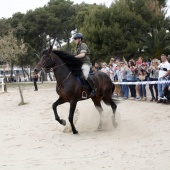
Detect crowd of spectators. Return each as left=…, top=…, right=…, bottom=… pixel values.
left=91, top=54, right=170, bottom=103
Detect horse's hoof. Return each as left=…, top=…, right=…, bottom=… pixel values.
left=97, top=124, right=102, bottom=131
left=95, top=128, right=102, bottom=132
left=73, top=130, right=78, bottom=134
left=113, top=122, right=118, bottom=128
left=61, top=119, right=66, bottom=126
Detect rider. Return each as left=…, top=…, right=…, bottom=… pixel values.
left=73, top=33, right=96, bottom=97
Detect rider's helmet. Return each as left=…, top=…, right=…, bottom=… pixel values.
left=73, top=33, right=83, bottom=40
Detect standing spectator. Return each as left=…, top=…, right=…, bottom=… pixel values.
left=120, top=61, right=129, bottom=99
left=100, top=62, right=110, bottom=75
left=114, top=59, right=122, bottom=97
left=18, top=77, right=21, bottom=82
left=157, top=54, right=170, bottom=103
left=116, top=61, right=128, bottom=99
left=109, top=58, right=116, bottom=67
left=148, top=59, right=159, bottom=101
left=126, top=60, right=137, bottom=99
left=33, top=73, right=38, bottom=91
left=163, top=85, right=170, bottom=102
left=89, top=65, right=96, bottom=74
left=94, top=62, right=102, bottom=71
left=136, top=57, right=148, bottom=101
left=109, top=58, right=117, bottom=82
left=167, top=55, right=170, bottom=63
left=135, top=57, right=141, bottom=100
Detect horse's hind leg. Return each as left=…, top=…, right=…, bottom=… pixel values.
left=69, top=102, right=78, bottom=134
left=52, top=97, right=66, bottom=126
left=92, top=98, right=103, bottom=130
left=103, top=91, right=118, bottom=127
left=110, top=99, right=118, bottom=127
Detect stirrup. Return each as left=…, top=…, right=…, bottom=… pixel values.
left=82, top=91, right=87, bottom=99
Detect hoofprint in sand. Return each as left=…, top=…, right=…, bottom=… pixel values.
left=0, top=83, right=170, bottom=170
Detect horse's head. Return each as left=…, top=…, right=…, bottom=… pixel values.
left=34, top=46, right=54, bottom=74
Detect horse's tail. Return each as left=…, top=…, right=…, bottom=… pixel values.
left=102, top=83, right=120, bottom=105
left=112, top=83, right=115, bottom=94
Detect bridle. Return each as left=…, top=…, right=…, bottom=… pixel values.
left=41, top=53, right=66, bottom=72
left=41, top=52, right=72, bottom=92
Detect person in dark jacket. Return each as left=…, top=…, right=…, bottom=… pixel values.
left=33, top=73, right=38, bottom=91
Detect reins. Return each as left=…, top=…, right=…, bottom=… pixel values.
left=50, top=54, right=71, bottom=92
left=53, top=63, right=66, bottom=70
left=44, top=62, right=66, bottom=73
left=56, top=72, right=71, bottom=92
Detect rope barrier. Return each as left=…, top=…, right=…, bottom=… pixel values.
left=113, top=80, right=170, bottom=85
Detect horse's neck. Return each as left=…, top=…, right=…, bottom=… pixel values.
left=52, top=57, right=71, bottom=84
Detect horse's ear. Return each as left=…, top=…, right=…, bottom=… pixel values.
left=48, top=45, right=53, bottom=53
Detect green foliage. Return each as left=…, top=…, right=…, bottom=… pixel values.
left=46, top=0, right=76, bottom=51
left=77, top=0, right=170, bottom=61
left=0, top=29, right=28, bottom=79
left=0, top=18, right=11, bottom=36
left=140, top=29, right=170, bottom=58
left=1, top=0, right=170, bottom=65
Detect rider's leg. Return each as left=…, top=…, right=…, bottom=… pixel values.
left=82, top=63, right=96, bottom=97
left=82, top=64, right=96, bottom=97
left=87, top=76, right=96, bottom=97
left=81, top=63, right=90, bottom=80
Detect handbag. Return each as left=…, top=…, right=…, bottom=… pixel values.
left=138, top=75, right=146, bottom=81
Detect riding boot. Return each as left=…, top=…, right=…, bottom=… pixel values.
left=87, top=77, right=96, bottom=97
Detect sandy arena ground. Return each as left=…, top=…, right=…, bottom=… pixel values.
left=0, top=82, right=170, bottom=170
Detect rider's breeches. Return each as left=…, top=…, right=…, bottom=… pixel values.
left=82, top=63, right=90, bottom=80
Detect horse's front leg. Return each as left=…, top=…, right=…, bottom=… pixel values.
left=52, top=97, right=66, bottom=126
left=69, top=102, right=78, bottom=134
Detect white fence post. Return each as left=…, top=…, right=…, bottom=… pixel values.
left=1, top=78, right=7, bottom=92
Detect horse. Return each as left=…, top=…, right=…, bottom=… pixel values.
left=34, top=46, right=117, bottom=134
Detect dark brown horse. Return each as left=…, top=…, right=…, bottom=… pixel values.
left=34, top=46, right=117, bottom=134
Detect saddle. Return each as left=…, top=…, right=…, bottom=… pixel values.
left=76, top=72, right=95, bottom=99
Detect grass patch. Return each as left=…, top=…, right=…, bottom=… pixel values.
left=18, top=102, right=28, bottom=106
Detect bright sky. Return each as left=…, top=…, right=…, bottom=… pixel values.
left=0, top=0, right=170, bottom=19
left=0, top=0, right=112, bottom=18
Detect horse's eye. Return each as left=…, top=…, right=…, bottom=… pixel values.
left=43, top=55, right=46, bottom=59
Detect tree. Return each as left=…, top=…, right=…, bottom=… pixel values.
left=0, top=30, right=28, bottom=81
left=128, top=0, right=170, bottom=58
left=140, top=29, right=170, bottom=58
left=79, top=1, right=148, bottom=61
left=46, top=0, right=76, bottom=52
left=0, top=18, right=11, bottom=37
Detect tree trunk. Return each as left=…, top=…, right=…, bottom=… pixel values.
left=21, top=66, right=26, bottom=78
left=40, top=70, right=44, bottom=83
left=10, top=62, right=14, bottom=82
left=52, top=38, right=56, bottom=47
left=29, top=66, right=32, bottom=81
left=23, top=69, right=30, bottom=81
left=48, top=72, right=53, bottom=81
left=18, top=82, right=25, bottom=105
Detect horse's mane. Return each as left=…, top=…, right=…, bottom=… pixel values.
left=52, top=50, right=83, bottom=77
